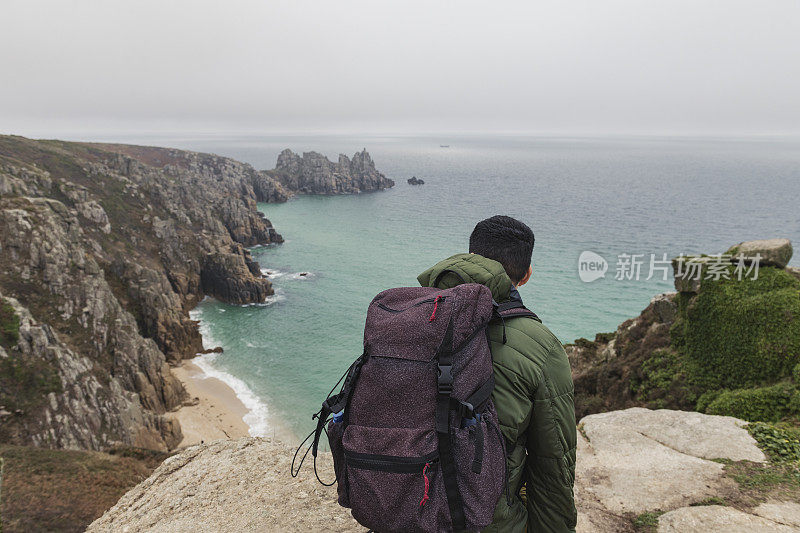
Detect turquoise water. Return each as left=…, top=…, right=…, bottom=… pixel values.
left=124, top=135, right=800, bottom=440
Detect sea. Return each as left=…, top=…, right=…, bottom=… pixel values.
left=95, top=134, right=800, bottom=441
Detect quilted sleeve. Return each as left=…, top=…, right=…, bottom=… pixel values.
left=525, top=339, right=577, bottom=533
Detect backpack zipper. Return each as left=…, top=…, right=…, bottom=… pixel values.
left=345, top=450, right=439, bottom=473
left=376, top=296, right=446, bottom=314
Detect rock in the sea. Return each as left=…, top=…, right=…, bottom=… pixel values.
left=726, top=238, right=793, bottom=268
left=407, top=176, right=425, bottom=185
left=273, top=148, right=394, bottom=195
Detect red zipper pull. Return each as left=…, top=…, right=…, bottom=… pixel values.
left=419, top=462, right=431, bottom=507
left=428, top=296, right=441, bottom=322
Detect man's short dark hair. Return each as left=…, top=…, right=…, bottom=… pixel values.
left=469, top=215, right=535, bottom=284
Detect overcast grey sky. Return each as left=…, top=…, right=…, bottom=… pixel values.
left=2, top=0, right=799, bottom=136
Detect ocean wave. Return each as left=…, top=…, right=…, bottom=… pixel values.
left=261, top=268, right=284, bottom=279
left=192, top=353, right=272, bottom=438
left=188, top=307, right=272, bottom=438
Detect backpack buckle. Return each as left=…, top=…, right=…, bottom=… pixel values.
left=456, top=400, right=474, bottom=419
left=437, top=364, right=454, bottom=393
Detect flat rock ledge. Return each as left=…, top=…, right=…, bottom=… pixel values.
left=659, top=503, right=800, bottom=532
left=88, top=438, right=361, bottom=533
left=90, top=409, right=793, bottom=533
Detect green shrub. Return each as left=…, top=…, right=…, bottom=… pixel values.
left=637, top=349, right=682, bottom=400
left=696, top=390, right=723, bottom=413
left=670, top=267, right=800, bottom=389
left=793, top=362, right=800, bottom=383
left=633, top=511, right=663, bottom=531
left=789, top=390, right=800, bottom=414
left=705, top=383, right=797, bottom=422
left=0, top=299, right=20, bottom=349
left=633, top=348, right=697, bottom=406
left=595, top=332, right=616, bottom=344
left=573, top=337, right=597, bottom=350
left=747, top=422, right=800, bottom=463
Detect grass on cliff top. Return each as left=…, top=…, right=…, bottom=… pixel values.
left=632, top=511, right=664, bottom=532
left=0, top=444, right=170, bottom=533
left=671, top=266, right=800, bottom=390
left=631, top=266, right=800, bottom=424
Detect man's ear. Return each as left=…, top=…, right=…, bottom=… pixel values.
left=516, top=265, right=533, bottom=287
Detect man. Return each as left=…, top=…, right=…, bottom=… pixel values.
left=417, top=215, right=577, bottom=533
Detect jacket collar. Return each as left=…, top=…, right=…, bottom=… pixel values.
left=417, top=253, right=513, bottom=303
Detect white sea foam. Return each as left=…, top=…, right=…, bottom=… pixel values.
left=261, top=289, right=287, bottom=306
left=260, top=268, right=314, bottom=281
left=261, top=268, right=285, bottom=279
left=286, top=271, right=314, bottom=281
left=188, top=306, right=272, bottom=437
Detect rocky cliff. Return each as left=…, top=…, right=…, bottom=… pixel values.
left=568, top=238, right=800, bottom=425
left=270, top=148, right=395, bottom=194
left=0, top=136, right=286, bottom=451
left=87, top=409, right=800, bottom=533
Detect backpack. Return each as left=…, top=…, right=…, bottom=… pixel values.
left=293, top=274, right=540, bottom=532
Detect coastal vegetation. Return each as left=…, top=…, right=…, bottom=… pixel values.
left=570, top=240, right=800, bottom=434
left=0, top=443, right=169, bottom=532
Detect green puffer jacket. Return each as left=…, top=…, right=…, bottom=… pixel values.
left=418, top=253, right=577, bottom=533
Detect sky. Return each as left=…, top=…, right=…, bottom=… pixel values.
left=1, top=0, right=799, bottom=137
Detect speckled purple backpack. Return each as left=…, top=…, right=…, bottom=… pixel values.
left=303, top=278, right=515, bottom=533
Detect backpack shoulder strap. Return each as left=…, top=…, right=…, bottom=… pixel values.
left=495, top=301, right=541, bottom=323
left=433, top=268, right=467, bottom=288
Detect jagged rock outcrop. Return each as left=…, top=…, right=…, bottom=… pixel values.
left=272, top=148, right=394, bottom=195
left=407, top=176, right=425, bottom=185
left=726, top=238, right=793, bottom=269
left=0, top=136, right=287, bottom=451
left=90, top=409, right=795, bottom=533
left=252, top=170, right=291, bottom=202
left=673, top=238, right=794, bottom=293
left=201, top=246, right=272, bottom=305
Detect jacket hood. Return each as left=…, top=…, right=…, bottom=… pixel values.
left=417, top=253, right=512, bottom=303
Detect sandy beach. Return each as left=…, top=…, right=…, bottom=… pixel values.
left=170, top=361, right=252, bottom=447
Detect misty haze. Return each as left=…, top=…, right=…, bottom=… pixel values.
left=1, top=2, right=799, bottom=532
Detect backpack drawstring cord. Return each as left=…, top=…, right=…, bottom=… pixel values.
left=429, top=295, right=442, bottom=322
left=419, top=462, right=431, bottom=507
